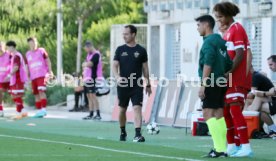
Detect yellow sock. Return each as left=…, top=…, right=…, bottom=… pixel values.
left=216, top=117, right=227, bottom=152
left=206, top=118, right=220, bottom=151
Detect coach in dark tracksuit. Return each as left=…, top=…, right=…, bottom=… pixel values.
left=112, top=25, right=151, bottom=143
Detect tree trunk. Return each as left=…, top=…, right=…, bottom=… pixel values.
left=76, top=18, right=83, bottom=74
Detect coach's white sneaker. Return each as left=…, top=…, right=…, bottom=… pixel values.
left=231, top=144, right=253, bottom=157
left=0, top=111, right=4, bottom=117
left=227, top=144, right=239, bottom=156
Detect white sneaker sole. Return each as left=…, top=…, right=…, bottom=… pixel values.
left=231, top=152, right=253, bottom=157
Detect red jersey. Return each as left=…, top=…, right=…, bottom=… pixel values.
left=11, top=54, right=27, bottom=83
left=12, top=55, right=22, bottom=83
left=223, top=22, right=252, bottom=90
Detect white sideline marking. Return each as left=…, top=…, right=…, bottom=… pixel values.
left=0, top=154, right=91, bottom=157
left=0, top=134, right=204, bottom=161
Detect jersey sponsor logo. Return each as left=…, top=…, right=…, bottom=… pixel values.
left=30, top=62, right=43, bottom=68
left=0, top=67, right=8, bottom=72
left=121, top=52, right=128, bottom=56
left=134, top=51, right=140, bottom=58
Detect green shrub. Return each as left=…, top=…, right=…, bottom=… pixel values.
left=3, top=92, right=14, bottom=106
left=24, top=90, right=35, bottom=106
left=24, top=85, right=74, bottom=107
left=47, top=86, right=74, bottom=106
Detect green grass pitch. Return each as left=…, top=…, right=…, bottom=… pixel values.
left=0, top=117, right=275, bottom=161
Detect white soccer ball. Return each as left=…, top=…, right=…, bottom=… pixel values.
left=146, top=122, right=160, bottom=135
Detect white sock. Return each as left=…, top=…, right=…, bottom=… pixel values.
left=268, top=124, right=276, bottom=132
left=21, top=108, right=27, bottom=113
left=41, top=108, right=46, bottom=112
left=241, top=144, right=251, bottom=151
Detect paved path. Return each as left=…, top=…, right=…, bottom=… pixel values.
left=1, top=106, right=112, bottom=121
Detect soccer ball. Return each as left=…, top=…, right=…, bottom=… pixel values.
left=146, top=122, right=160, bottom=135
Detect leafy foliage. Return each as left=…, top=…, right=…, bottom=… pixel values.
left=24, top=85, right=74, bottom=106
left=0, top=0, right=146, bottom=76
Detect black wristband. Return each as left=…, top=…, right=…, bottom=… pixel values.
left=264, top=92, right=267, bottom=97
left=146, top=85, right=151, bottom=88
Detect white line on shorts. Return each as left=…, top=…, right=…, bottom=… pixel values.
left=0, top=134, right=204, bottom=161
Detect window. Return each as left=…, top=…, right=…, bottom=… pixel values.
left=201, top=0, right=210, bottom=7
left=169, top=2, right=175, bottom=10
left=160, top=3, right=167, bottom=11
left=244, top=19, right=262, bottom=71
left=194, top=0, right=200, bottom=8
left=151, top=4, right=158, bottom=11
left=232, top=0, right=240, bottom=5
left=212, top=0, right=219, bottom=5
left=144, top=0, right=149, bottom=12
left=176, top=0, right=184, bottom=9
left=185, top=0, right=192, bottom=9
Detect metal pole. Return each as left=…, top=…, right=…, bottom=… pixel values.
left=76, top=18, right=83, bottom=74
left=57, top=0, right=63, bottom=83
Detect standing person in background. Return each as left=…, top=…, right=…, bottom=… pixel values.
left=26, top=37, right=53, bottom=118
left=112, top=25, right=151, bottom=142
left=5, top=41, right=28, bottom=120
left=0, top=41, right=10, bottom=117
left=214, top=2, right=253, bottom=157
left=82, top=41, right=102, bottom=120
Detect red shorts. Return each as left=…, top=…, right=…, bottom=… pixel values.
left=32, top=77, right=46, bottom=95
left=10, top=82, right=24, bottom=95
left=0, top=82, right=10, bottom=91
left=225, top=86, right=249, bottom=106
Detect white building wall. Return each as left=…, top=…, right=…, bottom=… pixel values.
left=145, top=0, right=276, bottom=80
left=159, top=24, right=167, bottom=78
left=180, top=22, right=202, bottom=81
left=261, top=17, right=273, bottom=78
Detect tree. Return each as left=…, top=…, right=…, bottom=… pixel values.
left=84, top=0, right=146, bottom=76
left=0, top=0, right=57, bottom=72
left=63, top=0, right=110, bottom=74
left=0, top=0, right=146, bottom=76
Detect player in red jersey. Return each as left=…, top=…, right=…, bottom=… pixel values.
left=214, top=2, right=253, bottom=157
left=0, top=41, right=10, bottom=117
left=5, top=41, right=28, bottom=120
left=26, top=37, right=53, bottom=118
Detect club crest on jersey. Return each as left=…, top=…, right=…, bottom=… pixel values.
left=219, top=49, right=227, bottom=57
left=134, top=51, right=140, bottom=58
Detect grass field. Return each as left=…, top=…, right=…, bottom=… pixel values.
left=0, top=117, right=275, bottom=161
